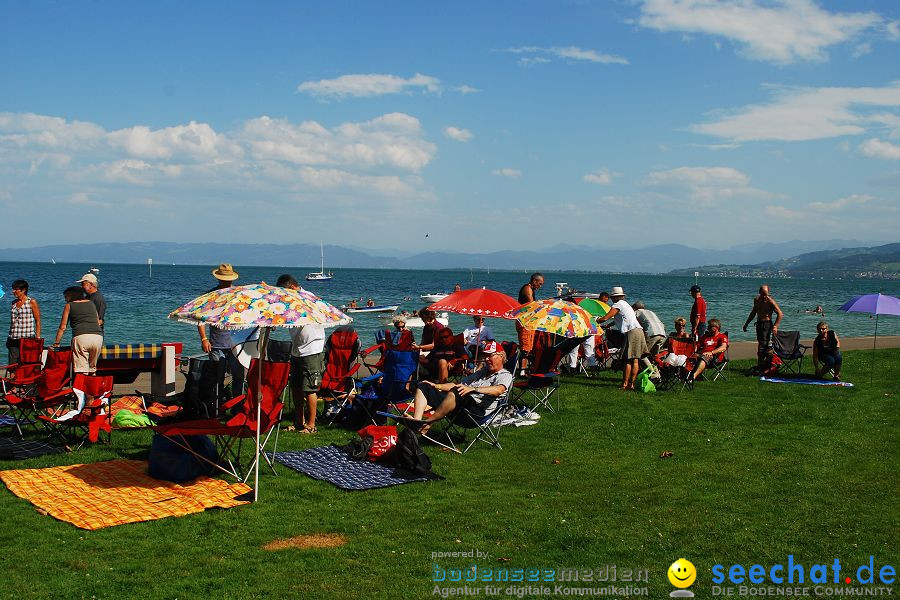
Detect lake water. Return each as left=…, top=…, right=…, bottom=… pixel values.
left=2, top=261, right=899, bottom=363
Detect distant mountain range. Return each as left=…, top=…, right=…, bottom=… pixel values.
left=669, top=243, right=900, bottom=279
left=0, top=239, right=890, bottom=275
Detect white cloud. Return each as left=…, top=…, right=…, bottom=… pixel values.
left=583, top=169, right=617, bottom=185
left=492, top=168, right=522, bottom=178
left=888, top=20, right=900, bottom=40
left=503, top=46, right=629, bottom=66
left=454, top=85, right=481, bottom=94
left=859, top=138, right=900, bottom=160
left=107, top=121, right=241, bottom=162
left=443, top=126, right=473, bottom=142
left=68, top=192, right=110, bottom=208
left=0, top=112, right=105, bottom=149
left=297, top=73, right=441, bottom=99
left=638, top=0, right=882, bottom=64
left=692, top=83, right=900, bottom=142
left=642, top=166, right=770, bottom=205
left=808, top=193, right=871, bottom=211
left=764, top=204, right=803, bottom=220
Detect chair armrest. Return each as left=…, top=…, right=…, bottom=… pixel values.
left=43, top=387, right=74, bottom=402
left=220, top=394, right=247, bottom=410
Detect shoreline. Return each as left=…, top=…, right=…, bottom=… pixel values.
left=118, top=335, right=900, bottom=396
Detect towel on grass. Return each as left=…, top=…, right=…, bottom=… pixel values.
left=760, top=376, right=854, bottom=387
left=0, top=459, right=250, bottom=530
left=270, top=446, right=434, bottom=491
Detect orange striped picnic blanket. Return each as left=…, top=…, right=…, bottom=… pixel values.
left=0, top=460, right=251, bottom=530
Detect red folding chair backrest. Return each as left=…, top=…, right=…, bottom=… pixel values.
left=73, top=373, right=114, bottom=399
left=383, top=328, right=414, bottom=351
left=668, top=338, right=696, bottom=357
left=321, top=328, right=361, bottom=393
left=228, top=360, right=290, bottom=430
left=38, top=349, right=72, bottom=398
left=18, top=338, right=44, bottom=365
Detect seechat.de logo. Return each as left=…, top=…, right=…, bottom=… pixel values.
left=668, top=558, right=697, bottom=597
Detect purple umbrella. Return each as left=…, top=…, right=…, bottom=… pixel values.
left=838, top=293, right=900, bottom=382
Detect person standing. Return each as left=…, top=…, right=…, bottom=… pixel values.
left=52, top=287, right=102, bottom=373
left=6, top=279, right=41, bottom=366
left=743, top=284, right=784, bottom=371
left=199, top=264, right=245, bottom=398
left=597, top=287, right=648, bottom=391
left=516, top=273, right=544, bottom=369
left=78, top=273, right=106, bottom=334
left=689, top=285, right=707, bottom=339
left=632, top=300, right=667, bottom=355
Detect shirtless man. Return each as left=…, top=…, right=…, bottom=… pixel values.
left=742, top=284, right=783, bottom=370
left=516, top=273, right=544, bottom=370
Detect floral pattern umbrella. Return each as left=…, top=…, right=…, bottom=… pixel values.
left=169, top=283, right=351, bottom=329
left=507, top=299, right=597, bottom=338
left=168, top=282, right=350, bottom=502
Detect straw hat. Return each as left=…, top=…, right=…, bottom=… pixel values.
left=610, top=286, right=625, bottom=298
left=212, top=263, right=239, bottom=281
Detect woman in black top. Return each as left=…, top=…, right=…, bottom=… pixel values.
left=813, top=321, right=842, bottom=381
left=52, top=286, right=102, bottom=373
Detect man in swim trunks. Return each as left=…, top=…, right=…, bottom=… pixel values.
left=516, top=273, right=544, bottom=370
left=742, top=284, right=783, bottom=371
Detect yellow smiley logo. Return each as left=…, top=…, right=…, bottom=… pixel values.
left=668, top=558, right=697, bottom=588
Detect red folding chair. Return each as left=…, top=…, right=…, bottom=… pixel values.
left=40, top=373, right=114, bottom=449
left=2, top=347, right=71, bottom=437
left=319, top=327, right=363, bottom=424
left=154, top=359, right=290, bottom=482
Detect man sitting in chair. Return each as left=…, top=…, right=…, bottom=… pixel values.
left=410, top=340, right=512, bottom=432
left=688, top=319, right=728, bottom=382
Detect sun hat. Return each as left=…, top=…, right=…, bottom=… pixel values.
left=481, top=340, right=505, bottom=356
left=77, top=273, right=98, bottom=285
left=212, top=263, right=239, bottom=281
left=610, top=286, right=626, bottom=297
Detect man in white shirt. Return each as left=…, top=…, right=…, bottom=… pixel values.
left=462, top=316, right=494, bottom=358
left=596, top=287, right=648, bottom=390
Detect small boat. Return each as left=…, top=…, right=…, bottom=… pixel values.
left=306, top=241, right=333, bottom=281
left=50, top=258, right=56, bottom=265
left=89, top=266, right=100, bottom=275
left=342, top=304, right=399, bottom=314
left=420, top=293, right=448, bottom=303
left=391, top=312, right=449, bottom=327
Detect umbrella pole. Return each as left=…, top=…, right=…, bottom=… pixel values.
left=254, top=327, right=270, bottom=502
left=871, top=314, right=878, bottom=384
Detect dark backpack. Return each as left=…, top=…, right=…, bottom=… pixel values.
left=387, top=427, right=433, bottom=478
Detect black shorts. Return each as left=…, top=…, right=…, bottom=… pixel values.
left=756, top=321, right=773, bottom=348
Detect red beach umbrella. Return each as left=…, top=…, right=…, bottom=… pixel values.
left=427, top=288, right=520, bottom=318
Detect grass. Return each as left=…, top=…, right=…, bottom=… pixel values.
left=0, top=349, right=897, bottom=599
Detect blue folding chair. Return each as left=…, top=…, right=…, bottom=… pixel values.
left=353, top=349, right=419, bottom=424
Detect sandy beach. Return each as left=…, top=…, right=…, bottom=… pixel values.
left=117, top=335, right=900, bottom=397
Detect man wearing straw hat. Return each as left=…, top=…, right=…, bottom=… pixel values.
left=596, top=286, right=648, bottom=391
left=199, top=263, right=246, bottom=399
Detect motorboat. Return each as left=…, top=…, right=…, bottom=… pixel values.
left=342, top=304, right=399, bottom=314
left=383, top=311, right=450, bottom=327
left=89, top=266, right=100, bottom=275
left=420, top=293, right=448, bottom=303
left=305, top=241, right=333, bottom=281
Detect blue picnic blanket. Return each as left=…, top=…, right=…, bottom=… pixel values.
left=760, top=376, right=854, bottom=387
left=269, top=446, right=433, bottom=490
left=0, top=436, right=65, bottom=460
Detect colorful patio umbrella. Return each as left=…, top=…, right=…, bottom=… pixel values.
left=576, top=297, right=610, bottom=318
left=838, top=293, right=900, bottom=382
left=507, top=299, right=597, bottom=338
left=427, top=288, right=520, bottom=318
left=169, top=283, right=351, bottom=501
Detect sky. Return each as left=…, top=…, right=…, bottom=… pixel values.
left=1, top=0, right=899, bottom=253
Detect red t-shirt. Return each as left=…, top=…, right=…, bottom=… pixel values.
left=691, top=296, right=707, bottom=324
left=698, top=331, right=727, bottom=354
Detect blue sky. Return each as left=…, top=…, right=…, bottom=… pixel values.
left=1, top=0, right=898, bottom=252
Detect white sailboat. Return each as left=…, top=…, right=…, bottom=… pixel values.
left=305, top=241, right=333, bottom=281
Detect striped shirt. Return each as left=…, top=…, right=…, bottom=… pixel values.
left=9, top=296, right=36, bottom=339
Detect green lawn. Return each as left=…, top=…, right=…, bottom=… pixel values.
left=0, top=350, right=897, bottom=599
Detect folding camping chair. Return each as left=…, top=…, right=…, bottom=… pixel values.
left=319, top=327, right=363, bottom=424
left=512, top=335, right=584, bottom=413
left=772, top=330, right=809, bottom=375
left=40, top=373, right=114, bottom=450
left=0, top=338, right=45, bottom=434
left=351, top=348, right=420, bottom=424
left=653, top=338, right=696, bottom=392
left=705, top=331, right=730, bottom=382
left=153, top=359, right=290, bottom=482
left=1, top=347, right=71, bottom=437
